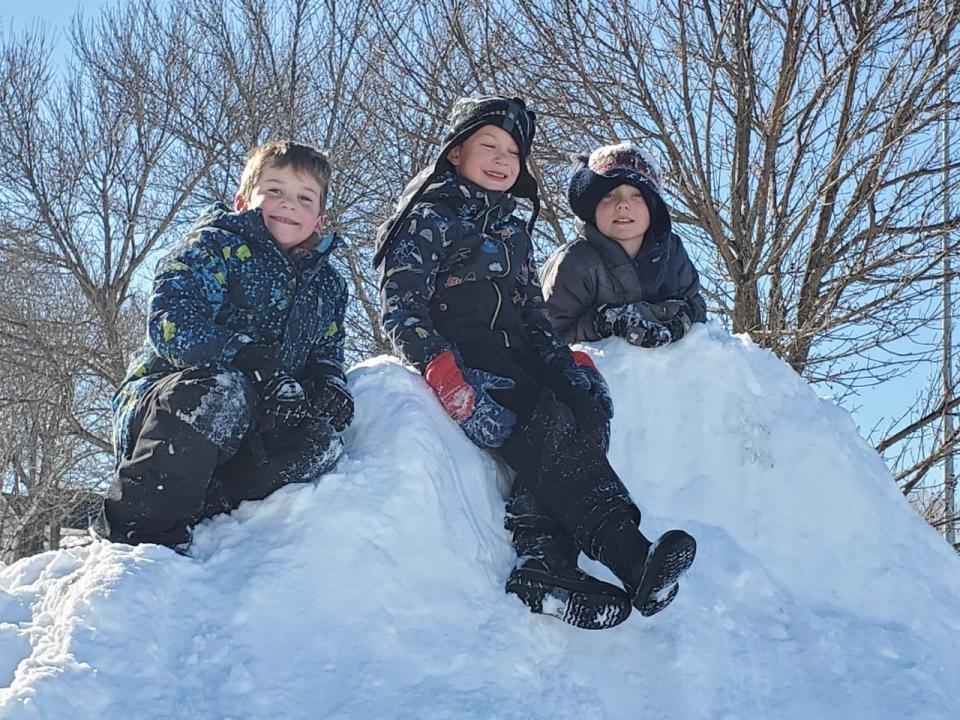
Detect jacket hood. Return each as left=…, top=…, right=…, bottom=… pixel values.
left=373, top=96, right=540, bottom=269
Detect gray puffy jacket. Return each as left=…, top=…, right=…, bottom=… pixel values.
left=540, top=223, right=706, bottom=344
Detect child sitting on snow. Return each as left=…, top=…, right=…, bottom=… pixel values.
left=375, top=96, right=696, bottom=630
left=101, top=140, right=353, bottom=550
left=540, top=143, right=706, bottom=346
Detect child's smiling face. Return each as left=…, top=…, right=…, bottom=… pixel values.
left=235, top=165, right=326, bottom=251
left=447, top=124, right=520, bottom=193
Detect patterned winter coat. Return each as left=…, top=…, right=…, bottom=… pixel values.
left=113, top=203, right=348, bottom=460
left=379, top=171, right=569, bottom=371
left=540, top=222, right=707, bottom=344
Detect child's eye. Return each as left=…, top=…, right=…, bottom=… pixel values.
left=299, top=195, right=314, bottom=203
left=268, top=188, right=282, bottom=195
left=509, top=150, right=519, bottom=156
left=481, top=143, right=496, bottom=149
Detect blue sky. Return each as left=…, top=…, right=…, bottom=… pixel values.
left=0, top=0, right=105, bottom=63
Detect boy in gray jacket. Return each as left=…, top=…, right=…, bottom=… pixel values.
left=541, top=143, right=706, bottom=345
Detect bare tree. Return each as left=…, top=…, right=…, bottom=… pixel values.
left=0, top=0, right=956, bottom=554
left=0, top=1, right=238, bottom=553
left=0, top=250, right=111, bottom=559
left=491, top=0, right=959, bottom=497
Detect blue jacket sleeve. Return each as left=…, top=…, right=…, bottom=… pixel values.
left=307, top=269, right=348, bottom=370
left=147, top=234, right=253, bottom=368
left=302, top=268, right=350, bottom=404
left=379, top=209, right=454, bottom=371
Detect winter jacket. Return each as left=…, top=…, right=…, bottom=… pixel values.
left=540, top=222, right=707, bottom=344
left=113, top=203, right=348, bottom=460
left=378, top=171, right=570, bottom=371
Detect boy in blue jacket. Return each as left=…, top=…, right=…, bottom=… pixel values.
left=102, top=141, right=352, bottom=549
left=376, top=97, right=696, bottom=630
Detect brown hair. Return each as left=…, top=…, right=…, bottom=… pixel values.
left=237, top=140, right=332, bottom=254
left=236, top=140, right=332, bottom=208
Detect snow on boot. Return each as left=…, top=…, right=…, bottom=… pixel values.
left=630, top=529, right=696, bottom=617
left=506, top=556, right=633, bottom=630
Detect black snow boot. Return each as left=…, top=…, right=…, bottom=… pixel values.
left=505, top=556, right=633, bottom=630
left=630, top=529, right=696, bottom=616
left=598, top=521, right=697, bottom=617
left=505, top=487, right=632, bottom=630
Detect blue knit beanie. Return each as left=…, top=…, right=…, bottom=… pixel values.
left=568, top=142, right=670, bottom=239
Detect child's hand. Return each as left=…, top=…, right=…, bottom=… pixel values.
left=564, top=351, right=613, bottom=420
left=594, top=304, right=672, bottom=348
left=632, top=319, right=672, bottom=348
left=424, top=350, right=517, bottom=448
left=232, top=345, right=311, bottom=430
left=257, top=371, right=312, bottom=430
left=313, top=372, right=354, bottom=433
left=659, top=300, right=694, bottom=343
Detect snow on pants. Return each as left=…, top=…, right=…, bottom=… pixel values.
left=455, top=343, right=641, bottom=563
left=104, top=365, right=341, bottom=547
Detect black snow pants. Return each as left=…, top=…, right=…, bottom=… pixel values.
left=456, top=343, right=643, bottom=573
left=103, top=365, right=341, bottom=547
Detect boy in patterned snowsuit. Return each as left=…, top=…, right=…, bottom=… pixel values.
left=102, top=141, right=352, bottom=549
left=375, top=97, right=696, bottom=629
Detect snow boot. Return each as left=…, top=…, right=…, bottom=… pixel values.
left=629, top=529, right=697, bottom=617
left=505, top=556, right=633, bottom=630
left=596, top=521, right=696, bottom=618
left=504, top=493, right=633, bottom=630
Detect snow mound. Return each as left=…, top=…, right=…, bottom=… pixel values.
left=2, top=324, right=959, bottom=720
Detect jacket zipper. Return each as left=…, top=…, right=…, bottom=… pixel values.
left=484, top=205, right=511, bottom=345
left=489, top=282, right=502, bottom=331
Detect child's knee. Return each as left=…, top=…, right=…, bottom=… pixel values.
left=156, top=365, right=258, bottom=451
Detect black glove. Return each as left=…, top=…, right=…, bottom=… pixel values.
left=657, top=299, right=694, bottom=343
left=307, top=361, right=354, bottom=433
left=594, top=304, right=672, bottom=348
left=233, top=345, right=311, bottom=430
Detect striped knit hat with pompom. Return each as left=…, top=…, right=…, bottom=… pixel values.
left=567, top=142, right=671, bottom=239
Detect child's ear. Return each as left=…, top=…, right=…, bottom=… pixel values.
left=313, top=212, right=327, bottom=235
left=447, top=145, right=462, bottom=167
left=234, top=193, right=247, bottom=211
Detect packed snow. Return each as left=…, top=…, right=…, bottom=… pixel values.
left=1, top=323, right=959, bottom=719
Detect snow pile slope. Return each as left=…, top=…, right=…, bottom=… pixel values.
left=1, top=324, right=959, bottom=720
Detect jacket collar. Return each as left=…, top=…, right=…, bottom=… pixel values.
left=420, top=170, right=517, bottom=222
left=581, top=221, right=668, bottom=266
left=580, top=221, right=673, bottom=297
left=194, top=202, right=336, bottom=272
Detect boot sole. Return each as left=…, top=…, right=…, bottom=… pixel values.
left=506, top=567, right=633, bottom=630
left=633, top=530, right=696, bottom=617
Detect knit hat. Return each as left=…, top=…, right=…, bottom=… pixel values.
left=373, top=96, right=539, bottom=268
left=568, top=142, right=670, bottom=239
left=437, top=95, right=538, bottom=200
